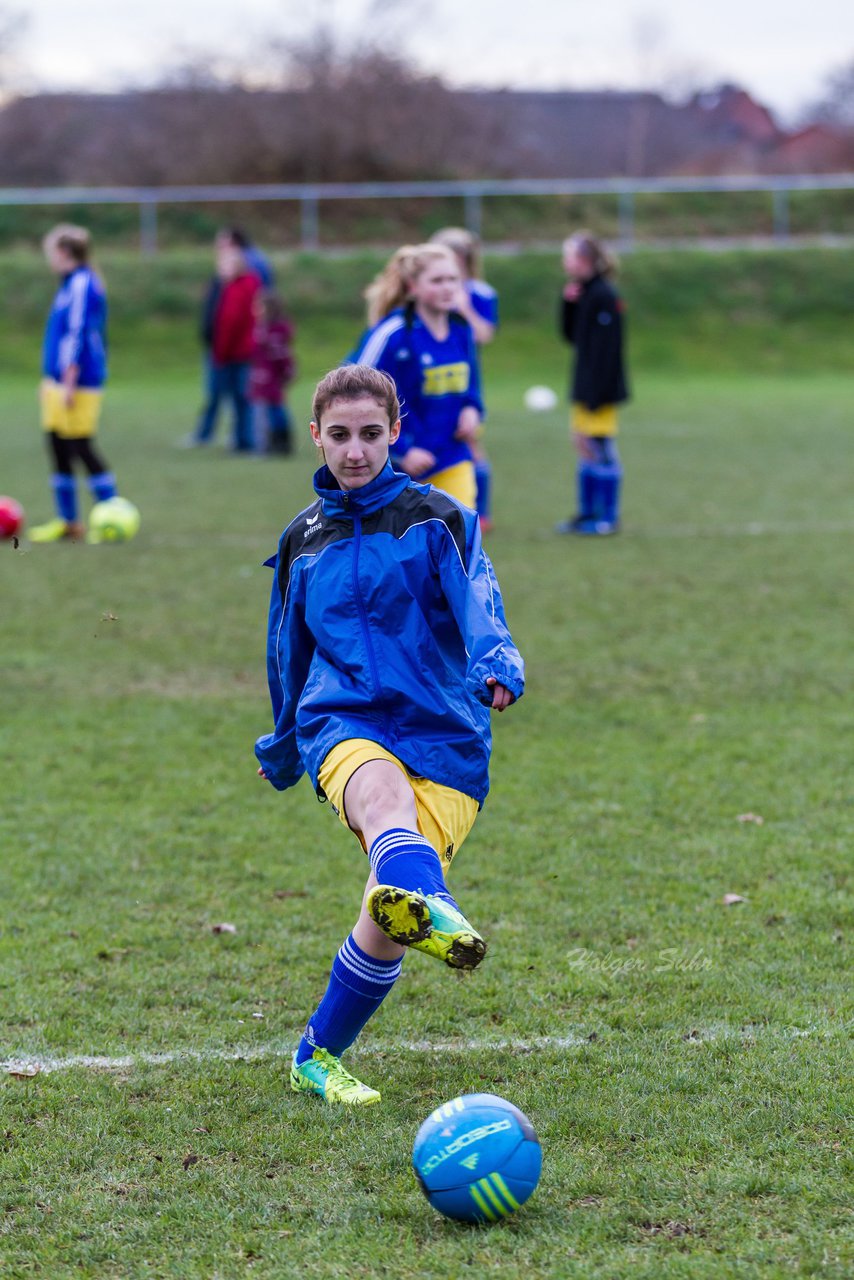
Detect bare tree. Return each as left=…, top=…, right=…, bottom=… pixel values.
left=805, top=59, right=854, bottom=126
left=0, top=5, right=27, bottom=94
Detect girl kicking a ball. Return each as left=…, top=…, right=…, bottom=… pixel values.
left=256, top=364, right=524, bottom=1106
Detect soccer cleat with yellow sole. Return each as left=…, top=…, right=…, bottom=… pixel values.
left=28, top=518, right=85, bottom=543
left=290, top=1048, right=381, bottom=1106
left=367, top=886, right=486, bottom=971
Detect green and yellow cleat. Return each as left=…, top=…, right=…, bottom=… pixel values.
left=367, top=886, right=486, bottom=971
left=290, top=1048, right=381, bottom=1106
left=28, top=518, right=85, bottom=543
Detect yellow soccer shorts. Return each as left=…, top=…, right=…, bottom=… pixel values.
left=41, top=380, right=103, bottom=439
left=427, top=460, right=477, bottom=510
left=318, top=738, right=479, bottom=870
left=571, top=402, right=618, bottom=438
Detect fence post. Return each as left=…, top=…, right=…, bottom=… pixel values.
left=139, top=201, right=158, bottom=255
left=772, top=188, right=790, bottom=241
left=618, top=190, right=635, bottom=248
left=464, top=189, right=483, bottom=239
left=300, top=193, right=320, bottom=251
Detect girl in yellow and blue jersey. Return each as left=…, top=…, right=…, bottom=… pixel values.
left=557, top=230, right=629, bottom=537
left=350, top=244, right=483, bottom=510
left=29, top=224, right=124, bottom=543
left=430, top=226, right=499, bottom=532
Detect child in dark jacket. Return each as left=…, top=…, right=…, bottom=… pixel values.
left=249, top=290, right=296, bottom=455
left=557, top=231, right=629, bottom=536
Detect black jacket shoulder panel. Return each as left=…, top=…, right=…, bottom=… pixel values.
left=367, top=484, right=469, bottom=563
left=276, top=500, right=349, bottom=595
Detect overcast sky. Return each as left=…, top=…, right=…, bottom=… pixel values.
left=11, top=0, right=854, bottom=122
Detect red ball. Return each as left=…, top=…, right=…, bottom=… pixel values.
left=0, top=496, right=24, bottom=539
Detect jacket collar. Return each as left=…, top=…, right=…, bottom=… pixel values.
left=313, top=460, right=410, bottom=518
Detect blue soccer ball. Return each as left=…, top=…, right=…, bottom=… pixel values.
left=412, top=1093, right=542, bottom=1224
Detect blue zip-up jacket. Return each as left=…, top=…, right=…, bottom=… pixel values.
left=350, top=305, right=483, bottom=479
left=42, top=266, right=108, bottom=388
left=255, top=461, right=524, bottom=806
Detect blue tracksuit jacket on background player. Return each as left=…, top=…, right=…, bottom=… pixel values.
left=255, top=461, right=524, bottom=805
left=42, top=266, right=107, bottom=388
left=350, top=304, right=483, bottom=479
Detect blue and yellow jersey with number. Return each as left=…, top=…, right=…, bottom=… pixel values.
left=42, top=266, right=108, bottom=389
left=351, top=305, right=483, bottom=480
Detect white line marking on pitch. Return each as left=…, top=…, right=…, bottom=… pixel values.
left=1, top=1025, right=834, bottom=1077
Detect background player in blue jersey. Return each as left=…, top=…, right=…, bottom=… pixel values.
left=30, top=224, right=122, bottom=543
left=351, top=244, right=483, bottom=509
left=430, top=227, right=499, bottom=531
left=556, top=230, right=629, bottom=537
left=256, top=364, right=524, bottom=1106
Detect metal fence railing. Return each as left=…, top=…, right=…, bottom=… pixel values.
left=0, top=174, right=852, bottom=253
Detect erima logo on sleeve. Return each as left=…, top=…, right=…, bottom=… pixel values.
left=304, top=511, right=323, bottom=538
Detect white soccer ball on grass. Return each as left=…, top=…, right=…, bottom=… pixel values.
left=523, top=385, right=558, bottom=412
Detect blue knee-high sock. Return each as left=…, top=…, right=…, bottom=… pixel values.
left=51, top=474, right=78, bottom=522
left=474, top=459, right=492, bottom=519
left=577, top=462, right=597, bottom=519
left=592, top=464, right=622, bottom=525
left=296, top=933, right=402, bottom=1064
left=88, top=472, right=117, bottom=502
left=369, top=828, right=458, bottom=910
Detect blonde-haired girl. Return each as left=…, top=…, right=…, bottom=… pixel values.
left=351, top=243, right=482, bottom=509
left=430, top=226, right=499, bottom=531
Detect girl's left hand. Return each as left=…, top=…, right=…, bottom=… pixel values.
left=486, top=677, right=514, bottom=711
left=455, top=407, right=481, bottom=442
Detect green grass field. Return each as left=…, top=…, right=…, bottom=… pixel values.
left=1, top=250, right=852, bottom=1277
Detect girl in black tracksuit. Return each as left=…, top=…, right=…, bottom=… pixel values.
left=557, top=231, right=629, bottom=535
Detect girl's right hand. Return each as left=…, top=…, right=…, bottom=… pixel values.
left=563, top=282, right=582, bottom=302
left=400, top=447, right=437, bottom=477
left=257, top=766, right=268, bottom=780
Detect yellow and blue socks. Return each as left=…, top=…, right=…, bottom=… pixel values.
left=369, top=828, right=459, bottom=911
left=88, top=472, right=118, bottom=503
left=51, top=474, right=78, bottom=522
left=575, top=439, right=622, bottom=530
left=576, top=461, right=597, bottom=521
left=295, top=933, right=402, bottom=1066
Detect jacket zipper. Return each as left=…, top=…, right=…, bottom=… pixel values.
left=351, top=513, right=386, bottom=716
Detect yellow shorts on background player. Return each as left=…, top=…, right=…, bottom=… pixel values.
left=571, top=402, right=618, bottom=438
left=427, top=460, right=477, bottom=509
left=40, top=379, right=102, bottom=438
